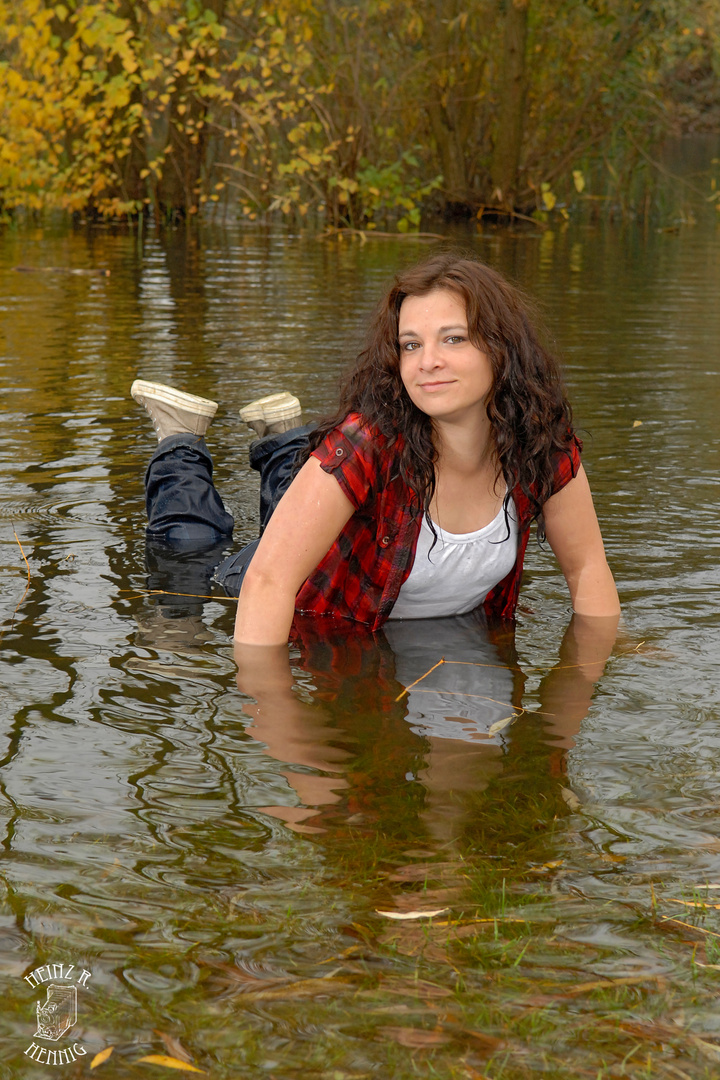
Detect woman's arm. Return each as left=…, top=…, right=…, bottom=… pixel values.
left=542, top=464, right=621, bottom=617
left=234, top=456, right=355, bottom=645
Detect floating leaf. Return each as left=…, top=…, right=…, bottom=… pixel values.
left=573, top=169, right=585, bottom=193
left=633, top=419, right=643, bottom=427
left=487, top=715, right=515, bottom=737
left=136, top=1056, right=206, bottom=1073
left=377, top=1025, right=450, bottom=1047
left=375, top=908, right=448, bottom=920
left=154, top=1032, right=192, bottom=1064
left=90, top=1047, right=114, bottom=1069
left=690, top=1037, right=720, bottom=1062
left=561, top=786, right=582, bottom=810
left=456, top=1028, right=505, bottom=1054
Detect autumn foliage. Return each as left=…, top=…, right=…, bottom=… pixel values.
left=0, top=0, right=717, bottom=225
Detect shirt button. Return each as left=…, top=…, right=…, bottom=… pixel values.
left=335, top=447, right=344, bottom=457
left=380, top=535, right=391, bottom=547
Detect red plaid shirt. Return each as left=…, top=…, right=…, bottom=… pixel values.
left=294, top=413, right=582, bottom=630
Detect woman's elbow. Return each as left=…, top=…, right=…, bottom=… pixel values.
left=567, top=557, right=621, bottom=617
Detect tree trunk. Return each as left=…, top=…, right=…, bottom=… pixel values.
left=425, top=0, right=486, bottom=216
left=427, top=99, right=471, bottom=213
left=157, top=0, right=227, bottom=221
left=490, top=0, right=529, bottom=208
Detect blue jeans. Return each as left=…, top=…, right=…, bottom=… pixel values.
left=144, top=425, right=316, bottom=597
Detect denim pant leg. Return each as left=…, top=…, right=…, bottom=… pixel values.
left=215, top=423, right=315, bottom=597
left=145, top=433, right=234, bottom=546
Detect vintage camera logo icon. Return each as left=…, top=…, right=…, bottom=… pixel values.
left=34, top=984, right=77, bottom=1042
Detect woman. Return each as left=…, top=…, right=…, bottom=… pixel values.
left=133, top=252, right=620, bottom=645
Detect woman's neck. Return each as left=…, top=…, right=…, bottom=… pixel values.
left=429, top=418, right=504, bottom=532
left=433, top=416, right=496, bottom=476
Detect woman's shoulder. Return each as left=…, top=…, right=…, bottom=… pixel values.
left=309, top=412, right=401, bottom=507
left=510, top=431, right=583, bottom=525
left=310, top=412, right=402, bottom=492
left=316, top=412, right=400, bottom=457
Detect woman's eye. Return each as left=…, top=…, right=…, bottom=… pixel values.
left=402, top=341, right=420, bottom=351
left=447, top=335, right=465, bottom=344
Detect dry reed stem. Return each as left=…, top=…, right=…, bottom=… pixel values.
left=446, top=658, right=620, bottom=673
left=656, top=915, right=720, bottom=940
left=394, top=657, right=446, bottom=701
left=0, top=529, right=32, bottom=642
left=118, top=588, right=235, bottom=603
left=666, top=898, right=720, bottom=910
left=13, top=529, right=31, bottom=584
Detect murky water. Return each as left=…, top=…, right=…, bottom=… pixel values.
left=1, top=205, right=720, bottom=1078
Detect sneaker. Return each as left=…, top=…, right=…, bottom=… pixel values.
left=239, top=392, right=302, bottom=438
left=131, top=380, right=218, bottom=442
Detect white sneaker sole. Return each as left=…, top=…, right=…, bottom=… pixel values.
left=131, top=379, right=218, bottom=418
left=239, top=392, right=301, bottom=424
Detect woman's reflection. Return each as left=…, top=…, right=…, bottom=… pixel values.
left=234, top=611, right=618, bottom=847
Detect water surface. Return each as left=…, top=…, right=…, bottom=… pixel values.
left=1, top=212, right=720, bottom=1078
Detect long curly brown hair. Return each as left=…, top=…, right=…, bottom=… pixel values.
left=305, top=251, right=575, bottom=525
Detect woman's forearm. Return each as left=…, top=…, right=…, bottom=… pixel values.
left=234, top=570, right=296, bottom=644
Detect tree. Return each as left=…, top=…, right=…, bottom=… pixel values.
left=0, top=0, right=715, bottom=225
left=490, top=0, right=529, bottom=208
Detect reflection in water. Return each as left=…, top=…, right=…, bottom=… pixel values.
left=234, top=610, right=616, bottom=847
left=384, top=615, right=517, bottom=742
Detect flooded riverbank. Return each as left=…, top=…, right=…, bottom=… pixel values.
left=1, top=212, right=720, bottom=1078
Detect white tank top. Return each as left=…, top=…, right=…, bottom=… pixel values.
left=388, top=498, right=519, bottom=620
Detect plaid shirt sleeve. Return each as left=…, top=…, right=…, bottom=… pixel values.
left=295, top=414, right=403, bottom=626
left=309, top=413, right=379, bottom=510
left=548, top=433, right=583, bottom=499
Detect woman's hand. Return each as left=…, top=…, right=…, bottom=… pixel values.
left=542, top=465, right=621, bottom=617
left=233, top=457, right=355, bottom=645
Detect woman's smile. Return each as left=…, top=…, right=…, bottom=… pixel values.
left=418, top=379, right=457, bottom=390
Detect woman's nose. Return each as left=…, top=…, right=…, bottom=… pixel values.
left=419, top=341, right=443, bottom=368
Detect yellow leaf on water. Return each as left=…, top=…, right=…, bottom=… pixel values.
left=136, top=1056, right=206, bottom=1073
left=90, top=1046, right=114, bottom=1069
left=633, top=419, right=643, bottom=427
left=561, top=786, right=582, bottom=811
left=487, top=715, right=515, bottom=737
left=375, top=908, right=448, bottom=920
left=528, top=860, right=564, bottom=874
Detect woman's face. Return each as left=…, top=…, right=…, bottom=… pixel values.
left=398, top=289, right=494, bottom=427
